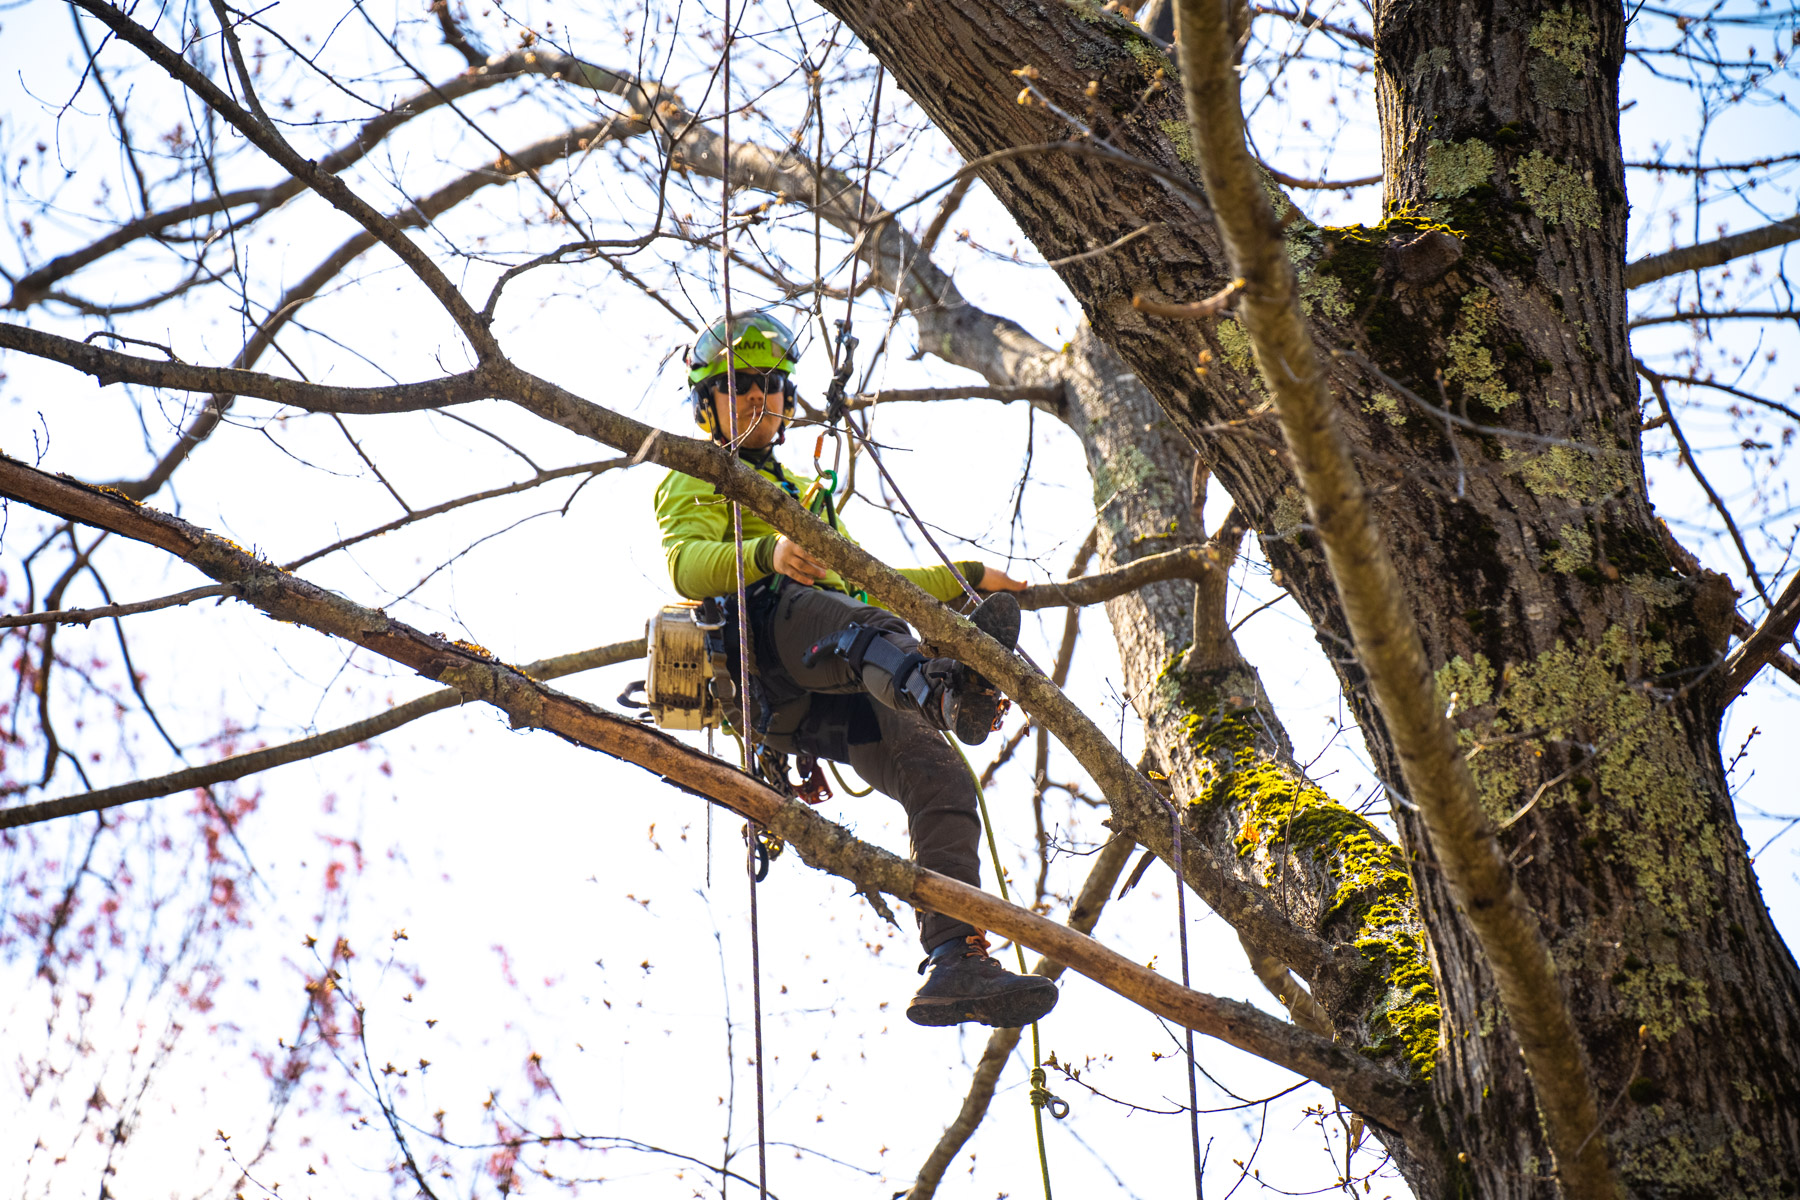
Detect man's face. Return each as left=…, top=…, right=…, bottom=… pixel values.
left=713, top=374, right=787, bottom=449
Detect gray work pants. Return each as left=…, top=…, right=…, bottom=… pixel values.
left=751, top=584, right=981, bottom=953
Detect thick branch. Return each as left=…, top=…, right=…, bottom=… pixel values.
left=1626, top=213, right=1800, bottom=289
left=1171, top=1, right=1613, bottom=1194
left=1015, top=543, right=1225, bottom=611
left=0, top=454, right=1417, bottom=1128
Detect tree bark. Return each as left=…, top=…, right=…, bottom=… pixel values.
left=812, top=0, right=1800, bottom=1194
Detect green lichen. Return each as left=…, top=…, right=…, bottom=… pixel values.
left=1183, top=701, right=1439, bottom=1079
left=1626, top=572, right=1686, bottom=608
left=1528, top=7, right=1597, bottom=110
left=1542, top=523, right=1594, bottom=574
left=1362, top=392, right=1406, bottom=427
left=1265, top=486, right=1308, bottom=542
left=1092, top=442, right=1170, bottom=509
left=1508, top=443, right=1629, bottom=501
left=1437, top=629, right=1727, bottom=1037
left=1444, top=287, right=1519, bottom=412
left=1513, top=151, right=1600, bottom=228
left=1424, top=139, right=1496, bottom=199
left=1215, top=317, right=1255, bottom=373
left=1615, top=1111, right=1785, bottom=1199
left=1411, top=47, right=1452, bottom=84
left=1530, top=7, right=1598, bottom=73
left=1159, top=118, right=1198, bottom=168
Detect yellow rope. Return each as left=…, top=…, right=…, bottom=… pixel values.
left=825, top=760, right=875, bottom=797
left=949, top=736, right=1060, bottom=1200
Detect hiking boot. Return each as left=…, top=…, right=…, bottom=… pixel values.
left=906, top=932, right=1059, bottom=1028
left=935, top=592, right=1020, bottom=746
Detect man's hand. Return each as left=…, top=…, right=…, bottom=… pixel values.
left=772, top=536, right=831, bottom=586
left=978, top=567, right=1029, bottom=593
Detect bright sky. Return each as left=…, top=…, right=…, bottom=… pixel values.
left=1, top=1, right=1795, bottom=1197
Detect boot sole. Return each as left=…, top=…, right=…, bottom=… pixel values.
left=953, top=594, right=1021, bottom=745
left=905, top=979, right=1059, bottom=1028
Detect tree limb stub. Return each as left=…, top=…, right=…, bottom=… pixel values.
left=0, top=453, right=1418, bottom=1129
left=1171, top=1, right=1615, bottom=1194
left=1625, top=212, right=1800, bottom=289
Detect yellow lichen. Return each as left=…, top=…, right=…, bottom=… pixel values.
left=1437, top=629, right=1728, bottom=1037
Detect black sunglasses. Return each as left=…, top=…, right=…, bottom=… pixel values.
left=715, top=370, right=787, bottom=395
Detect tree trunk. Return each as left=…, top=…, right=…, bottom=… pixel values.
left=818, top=0, right=1800, bottom=1192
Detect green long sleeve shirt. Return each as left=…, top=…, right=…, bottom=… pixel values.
left=653, top=455, right=983, bottom=607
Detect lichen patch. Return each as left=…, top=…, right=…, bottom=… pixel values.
left=1424, top=139, right=1496, bottom=199
left=1513, top=151, right=1600, bottom=228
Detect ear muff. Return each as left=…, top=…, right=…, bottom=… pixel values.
left=690, top=384, right=719, bottom=435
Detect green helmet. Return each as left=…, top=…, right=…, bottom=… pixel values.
left=686, top=310, right=799, bottom=385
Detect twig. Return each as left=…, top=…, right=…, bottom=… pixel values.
left=0, top=583, right=234, bottom=629
left=1133, top=278, right=1245, bottom=319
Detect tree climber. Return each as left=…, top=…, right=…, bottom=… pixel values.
left=654, top=309, right=1059, bottom=1029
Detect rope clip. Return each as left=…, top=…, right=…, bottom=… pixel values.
left=1028, top=1065, right=1070, bottom=1119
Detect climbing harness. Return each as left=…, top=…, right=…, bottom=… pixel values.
left=951, top=739, right=1064, bottom=1200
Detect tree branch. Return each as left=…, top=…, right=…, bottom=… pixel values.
left=0, top=636, right=645, bottom=831
left=71, top=0, right=503, bottom=360
left=0, top=322, right=494, bottom=413
left=1015, top=542, right=1227, bottom=611
left=1625, top=212, right=1800, bottom=289
left=1170, top=1, right=1614, bottom=1193
left=1720, top=571, right=1800, bottom=703
left=0, top=583, right=234, bottom=629
left=0, top=453, right=1419, bottom=1129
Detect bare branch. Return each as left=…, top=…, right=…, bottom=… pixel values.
left=1639, top=364, right=1773, bottom=606
left=842, top=385, right=1063, bottom=411
left=1629, top=308, right=1800, bottom=329
left=1626, top=212, right=1800, bottom=289
left=0, top=454, right=1419, bottom=1127
left=1132, top=278, right=1245, bottom=319
left=72, top=0, right=503, bottom=359
left=1258, top=164, right=1382, bottom=191
left=0, top=583, right=233, bottom=629
left=1170, top=1, right=1614, bottom=1193
left=0, top=636, right=644, bottom=832
left=1015, top=542, right=1225, bottom=611
left=0, top=321, right=494, bottom=413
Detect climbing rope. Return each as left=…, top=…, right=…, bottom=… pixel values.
left=1161, top=791, right=1204, bottom=1200
left=950, top=738, right=1061, bottom=1200
left=718, top=8, right=768, bottom=1197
